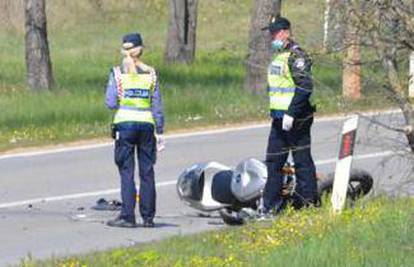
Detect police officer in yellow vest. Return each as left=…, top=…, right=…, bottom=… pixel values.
left=105, top=33, right=164, bottom=228
left=261, top=17, right=318, bottom=214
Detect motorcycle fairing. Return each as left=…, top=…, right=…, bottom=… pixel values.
left=177, top=161, right=232, bottom=211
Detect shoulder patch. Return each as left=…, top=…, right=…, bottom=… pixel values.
left=294, top=58, right=306, bottom=71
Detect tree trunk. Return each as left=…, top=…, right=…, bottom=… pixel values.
left=25, top=0, right=54, bottom=91
left=342, top=40, right=361, bottom=99
left=409, top=0, right=414, bottom=97
left=409, top=52, right=414, bottom=97
left=244, top=0, right=282, bottom=94
left=329, top=0, right=347, bottom=52
left=323, top=0, right=331, bottom=52
left=165, top=0, right=198, bottom=64
left=342, top=1, right=361, bottom=100
left=0, top=1, right=10, bottom=26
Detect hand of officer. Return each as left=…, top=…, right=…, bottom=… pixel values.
left=282, top=114, right=294, bottom=131
left=156, top=134, right=166, bottom=152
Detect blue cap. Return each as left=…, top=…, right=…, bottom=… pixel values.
left=122, top=33, right=143, bottom=48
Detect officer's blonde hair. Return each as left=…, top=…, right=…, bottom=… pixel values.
left=121, top=42, right=155, bottom=75
left=121, top=42, right=157, bottom=84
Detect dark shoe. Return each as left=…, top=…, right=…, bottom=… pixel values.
left=292, top=195, right=321, bottom=210
left=142, top=218, right=155, bottom=228
left=257, top=201, right=285, bottom=221
left=257, top=213, right=274, bottom=221
left=257, top=209, right=277, bottom=221
left=107, top=217, right=137, bottom=228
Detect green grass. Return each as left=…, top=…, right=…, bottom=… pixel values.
left=0, top=50, right=270, bottom=150
left=0, top=0, right=397, bottom=151
left=19, top=197, right=414, bottom=267
left=258, top=200, right=413, bottom=267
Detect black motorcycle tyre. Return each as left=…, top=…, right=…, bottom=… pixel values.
left=318, top=169, right=373, bottom=200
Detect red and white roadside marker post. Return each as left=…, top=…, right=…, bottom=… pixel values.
left=331, top=115, right=359, bottom=213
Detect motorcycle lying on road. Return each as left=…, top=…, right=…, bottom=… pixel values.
left=176, top=158, right=373, bottom=225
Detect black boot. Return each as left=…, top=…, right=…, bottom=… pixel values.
left=142, top=218, right=155, bottom=228
left=107, top=216, right=137, bottom=228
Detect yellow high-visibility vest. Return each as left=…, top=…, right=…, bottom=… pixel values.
left=267, top=52, right=295, bottom=111
left=112, top=66, right=155, bottom=125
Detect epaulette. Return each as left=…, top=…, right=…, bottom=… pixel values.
left=136, top=62, right=157, bottom=85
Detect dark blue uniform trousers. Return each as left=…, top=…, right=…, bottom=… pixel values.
left=263, top=116, right=318, bottom=211
left=114, top=125, right=156, bottom=223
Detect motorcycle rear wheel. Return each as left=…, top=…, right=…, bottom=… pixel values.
left=317, top=169, right=373, bottom=200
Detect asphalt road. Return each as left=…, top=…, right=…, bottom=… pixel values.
left=0, top=111, right=412, bottom=266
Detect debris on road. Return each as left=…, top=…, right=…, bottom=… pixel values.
left=91, top=198, right=122, bottom=211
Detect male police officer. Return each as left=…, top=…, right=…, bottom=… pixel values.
left=262, top=17, right=318, bottom=214
left=105, top=33, right=164, bottom=228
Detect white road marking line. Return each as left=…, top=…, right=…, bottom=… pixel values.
left=0, top=181, right=176, bottom=209
left=0, top=109, right=401, bottom=160
left=0, top=150, right=397, bottom=209
left=314, top=150, right=397, bottom=165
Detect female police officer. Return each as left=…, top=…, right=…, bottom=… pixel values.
left=105, top=33, right=164, bottom=228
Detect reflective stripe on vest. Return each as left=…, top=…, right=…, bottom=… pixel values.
left=267, top=52, right=295, bottom=111
left=112, top=66, right=155, bottom=125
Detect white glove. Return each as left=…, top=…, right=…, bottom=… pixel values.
left=282, top=114, right=294, bottom=131
left=156, top=134, right=165, bottom=152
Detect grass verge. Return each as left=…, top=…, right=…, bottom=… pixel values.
left=0, top=0, right=397, bottom=152
left=0, top=50, right=395, bottom=152
left=19, top=197, right=414, bottom=267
